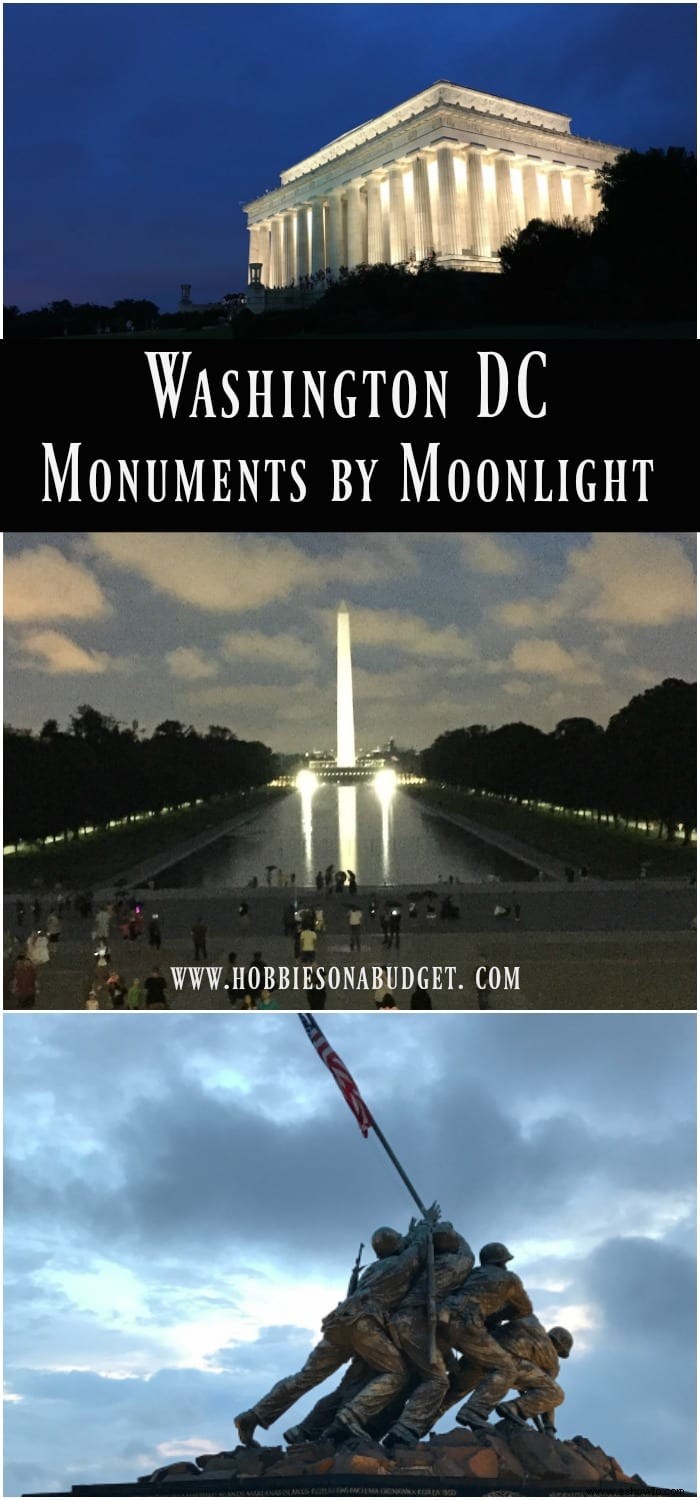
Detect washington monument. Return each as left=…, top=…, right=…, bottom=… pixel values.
left=337, top=603, right=356, bottom=768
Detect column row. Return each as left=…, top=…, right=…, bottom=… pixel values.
left=250, top=152, right=600, bottom=286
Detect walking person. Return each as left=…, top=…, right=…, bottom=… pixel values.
left=191, top=917, right=208, bottom=961
left=388, top=904, right=402, bottom=950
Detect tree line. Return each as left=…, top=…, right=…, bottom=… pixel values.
left=420, top=679, right=696, bottom=844
left=4, top=707, right=277, bottom=847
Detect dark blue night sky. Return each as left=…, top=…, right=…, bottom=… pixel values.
left=4, top=3, right=696, bottom=311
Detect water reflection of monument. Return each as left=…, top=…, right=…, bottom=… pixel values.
left=297, top=604, right=398, bottom=882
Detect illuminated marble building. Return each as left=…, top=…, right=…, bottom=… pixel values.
left=244, top=80, right=621, bottom=288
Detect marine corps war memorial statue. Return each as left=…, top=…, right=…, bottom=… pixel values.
left=53, top=1019, right=671, bottom=1496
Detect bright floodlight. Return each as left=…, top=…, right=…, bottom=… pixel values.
left=374, top=768, right=398, bottom=793
left=295, top=769, right=319, bottom=792
left=337, top=602, right=356, bottom=768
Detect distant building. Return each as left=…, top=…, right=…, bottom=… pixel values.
left=176, top=284, right=244, bottom=315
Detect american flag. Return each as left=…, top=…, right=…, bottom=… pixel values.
left=299, top=1014, right=373, bottom=1138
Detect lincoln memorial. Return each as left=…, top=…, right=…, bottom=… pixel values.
left=244, top=80, right=621, bottom=292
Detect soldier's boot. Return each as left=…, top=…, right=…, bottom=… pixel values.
left=455, top=1400, right=493, bottom=1430
left=383, top=1420, right=421, bottom=1450
left=283, top=1423, right=312, bottom=1446
left=495, top=1400, right=529, bottom=1427
left=234, top=1410, right=261, bottom=1448
left=322, top=1409, right=372, bottom=1445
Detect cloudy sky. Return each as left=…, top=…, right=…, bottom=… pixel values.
left=4, top=3, right=696, bottom=309
left=3, top=531, right=696, bottom=753
left=3, top=1012, right=696, bottom=1496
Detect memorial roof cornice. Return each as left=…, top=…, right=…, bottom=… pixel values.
left=244, top=92, right=620, bottom=219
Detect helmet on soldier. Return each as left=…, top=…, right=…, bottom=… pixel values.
left=548, top=1326, right=574, bottom=1357
left=432, top=1222, right=461, bottom=1253
left=479, top=1242, right=514, bottom=1265
left=371, top=1227, right=403, bottom=1258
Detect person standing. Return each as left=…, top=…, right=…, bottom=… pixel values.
left=47, top=910, right=62, bottom=944
left=348, top=906, right=362, bottom=951
left=223, top=951, right=238, bottom=1005
left=388, top=905, right=402, bottom=950
left=126, top=977, right=143, bottom=1010
left=144, top=966, right=169, bottom=1008
left=148, top=914, right=162, bottom=950
left=410, top=981, right=433, bottom=1010
left=10, top=951, right=38, bottom=1009
left=191, top=918, right=208, bottom=961
left=299, top=926, right=317, bottom=966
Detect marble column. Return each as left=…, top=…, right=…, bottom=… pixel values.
left=570, top=172, right=589, bottom=220
left=327, top=190, right=345, bottom=273
left=295, top=206, right=309, bottom=282
left=310, top=198, right=326, bottom=273
left=436, top=147, right=459, bottom=256
left=586, top=176, right=602, bottom=216
left=248, top=226, right=262, bottom=282
left=249, top=225, right=270, bottom=285
left=521, top=163, right=541, bottom=224
left=270, top=216, right=284, bottom=288
left=547, top=169, right=566, bottom=223
left=346, top=181, right=367, bottom=268
left=282, top=212, right=295, bottom=283
left=389, top=167, right=408, bottom=263
left=412, top=155, right=434, bottom=260
left=495, top=154, right=518, bottom=245
left=467, top=148, right=491, bottom=259
left=366, top=175, right=384, bottom=264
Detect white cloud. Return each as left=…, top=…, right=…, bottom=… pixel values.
left=87, top=534, right=322, bottom=613
left=18, top=630, right=112, bottom=675
left=458, top=534, right=521, bottom=576
left=491, top=535, right=696, bottom=632
left=220, top=632, right=317, bottom=671
left=165, top=647, right=218, bottom=680
left=510, top=639, right=602, bottom=685
left=4, top=545, right=109, bottom=623
left=322, top=606, right=473, bottom=661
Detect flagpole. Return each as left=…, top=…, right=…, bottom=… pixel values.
left=367, top=1111, right=438, bottom=1365
left=300, top=1013, right=438, bottom=1362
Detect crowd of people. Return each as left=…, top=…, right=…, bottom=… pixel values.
left=5, top=868, right=520, bottom=1011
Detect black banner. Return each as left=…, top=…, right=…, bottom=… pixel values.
left=4, top=337, right=695, bottom=531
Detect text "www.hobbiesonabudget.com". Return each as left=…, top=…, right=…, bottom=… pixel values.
left=169, top=964, right=521, bottom=994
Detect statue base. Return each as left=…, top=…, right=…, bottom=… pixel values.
left=25, top=1421, right=687, bottom=1497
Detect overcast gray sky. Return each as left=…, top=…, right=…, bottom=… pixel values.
left=3, top=1012, right=696, bottom=1495
left=3, top=532, right=696, bottom=752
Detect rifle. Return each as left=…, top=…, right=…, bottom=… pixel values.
left=347, top=1241, right=365, bottom=1296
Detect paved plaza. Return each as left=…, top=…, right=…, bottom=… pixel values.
left=4, top=882, right=695, bottom=1011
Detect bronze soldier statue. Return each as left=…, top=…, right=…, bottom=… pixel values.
left=234, top=1208, right=439, bottom=1447
left=381, top=1224, right=475, bottom=1449
left=495, top=1320, right=573, bottom=1434
left=438, top=1242, right=533, bottom=1429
